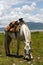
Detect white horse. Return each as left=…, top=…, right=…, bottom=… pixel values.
left=4, top=23, right=33, bottom=60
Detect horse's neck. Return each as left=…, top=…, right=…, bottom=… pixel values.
left=21, top=24, right=31, bottom=42
left=20, top=23, right=27, bottom=35
left=21, top=23, right=28, bottom=30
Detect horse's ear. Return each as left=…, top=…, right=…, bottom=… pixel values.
left=19, top=18, right=23, bottom=21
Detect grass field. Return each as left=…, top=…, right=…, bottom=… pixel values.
left=0, top=32, right=43, bottom=65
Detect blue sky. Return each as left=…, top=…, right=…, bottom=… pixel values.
left=0, top=0, right=43, bottom=27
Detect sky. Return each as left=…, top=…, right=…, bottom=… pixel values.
left=0, top=0, right=43, bottom=27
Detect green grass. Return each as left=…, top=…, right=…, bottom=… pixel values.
left=0, top=32, right=43, bottom=65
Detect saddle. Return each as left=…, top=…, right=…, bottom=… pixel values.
left=5, top=21, right=21, bottom=32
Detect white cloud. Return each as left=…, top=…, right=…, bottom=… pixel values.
left=40, top=8, right=43, bottom=12
left=0, top=4, right=4, bottom=16
left=26, top=14, right=43, bottom=23
left=22, top=2, right=36, bottom=12
left=0, top=0, right=43, bottom=27
left=31, top=2, right=36, bottom=7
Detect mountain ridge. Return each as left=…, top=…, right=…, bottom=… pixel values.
left=0, top=22, right=43, bottom=32
left=27, top=22, right=43, bottom=30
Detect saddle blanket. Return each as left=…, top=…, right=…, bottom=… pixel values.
left=5, top=21, right=21, bottom=32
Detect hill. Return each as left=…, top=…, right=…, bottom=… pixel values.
left=27, top=22, right=43, bottom=30
left=0, top=27, right=4, bottom=32
left=0, top=22, right=43, bottom=32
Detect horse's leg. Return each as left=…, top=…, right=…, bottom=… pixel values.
left=4, top=31, right=12, bottom=56
left=16, top=32, right=20, bottom=56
